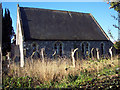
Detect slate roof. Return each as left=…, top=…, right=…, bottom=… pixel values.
left=18, top=6, right=110, bottom=41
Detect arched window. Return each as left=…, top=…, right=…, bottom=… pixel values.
left=101, top=43, right=104, bottom=55
left=31, top=42, right=40, bottom=59
left=32, top=43, right=37, bottom=52
left=31, top=42, right=38, bottom=52
left=81, top=42, right=90, bottom=56
left=54, top=41, right=63, bottom=56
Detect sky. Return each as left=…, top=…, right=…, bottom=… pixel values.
left=1, top=2, right=118, bottom=42
left=1, top=0, right=105, bottom=2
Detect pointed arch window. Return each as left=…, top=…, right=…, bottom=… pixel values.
left=81, top=42, right=90, bottom=56
left=54, top=41, right=63, bottom=56
left=31, top=42, right=38, bottom=52
left=32, top=43, right=37, bottom=52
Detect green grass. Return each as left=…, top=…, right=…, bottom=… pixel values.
left=53, top=66, right=120, bottom=89
left=3, top=66, right=120, bottom=89
left=2, top=57, right=120, bottom=89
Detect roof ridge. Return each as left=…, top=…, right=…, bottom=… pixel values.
left=19, top=6, right=90, bottom=15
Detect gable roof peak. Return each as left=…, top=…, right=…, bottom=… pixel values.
left=17, top=4, right=19, bottom=8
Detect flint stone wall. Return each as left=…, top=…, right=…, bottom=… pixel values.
left=23, top=40, right=113, bottom=59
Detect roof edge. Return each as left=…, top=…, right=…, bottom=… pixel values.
left=89, top=13, right=110, bottom=40
left=19, top=6, right=90, bottom=15
left=24, top=38, right=110, bottom=41
left=17, top=4, right=25, bottom=39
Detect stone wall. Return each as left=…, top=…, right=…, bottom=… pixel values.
left=23, top=40, right=113, bottom=60
left=11, top=44, right=20, bottom=62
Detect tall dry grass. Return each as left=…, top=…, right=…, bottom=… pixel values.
left=8, top=56, right=118, bottom=83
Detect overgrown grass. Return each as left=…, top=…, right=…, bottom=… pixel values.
left=2, top=56, right=120, bottom=89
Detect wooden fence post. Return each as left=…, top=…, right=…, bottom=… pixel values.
left=71, top=48, right=78, bottom=67
left=109, top=47, right=113, bottom=60
left=96, top=48, right=100, bottom=60
left=31, top=51, right=35, bottom=64
left=41, top=48, right=45, bottom=63
left=91, top=48, right=94, bottom=59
